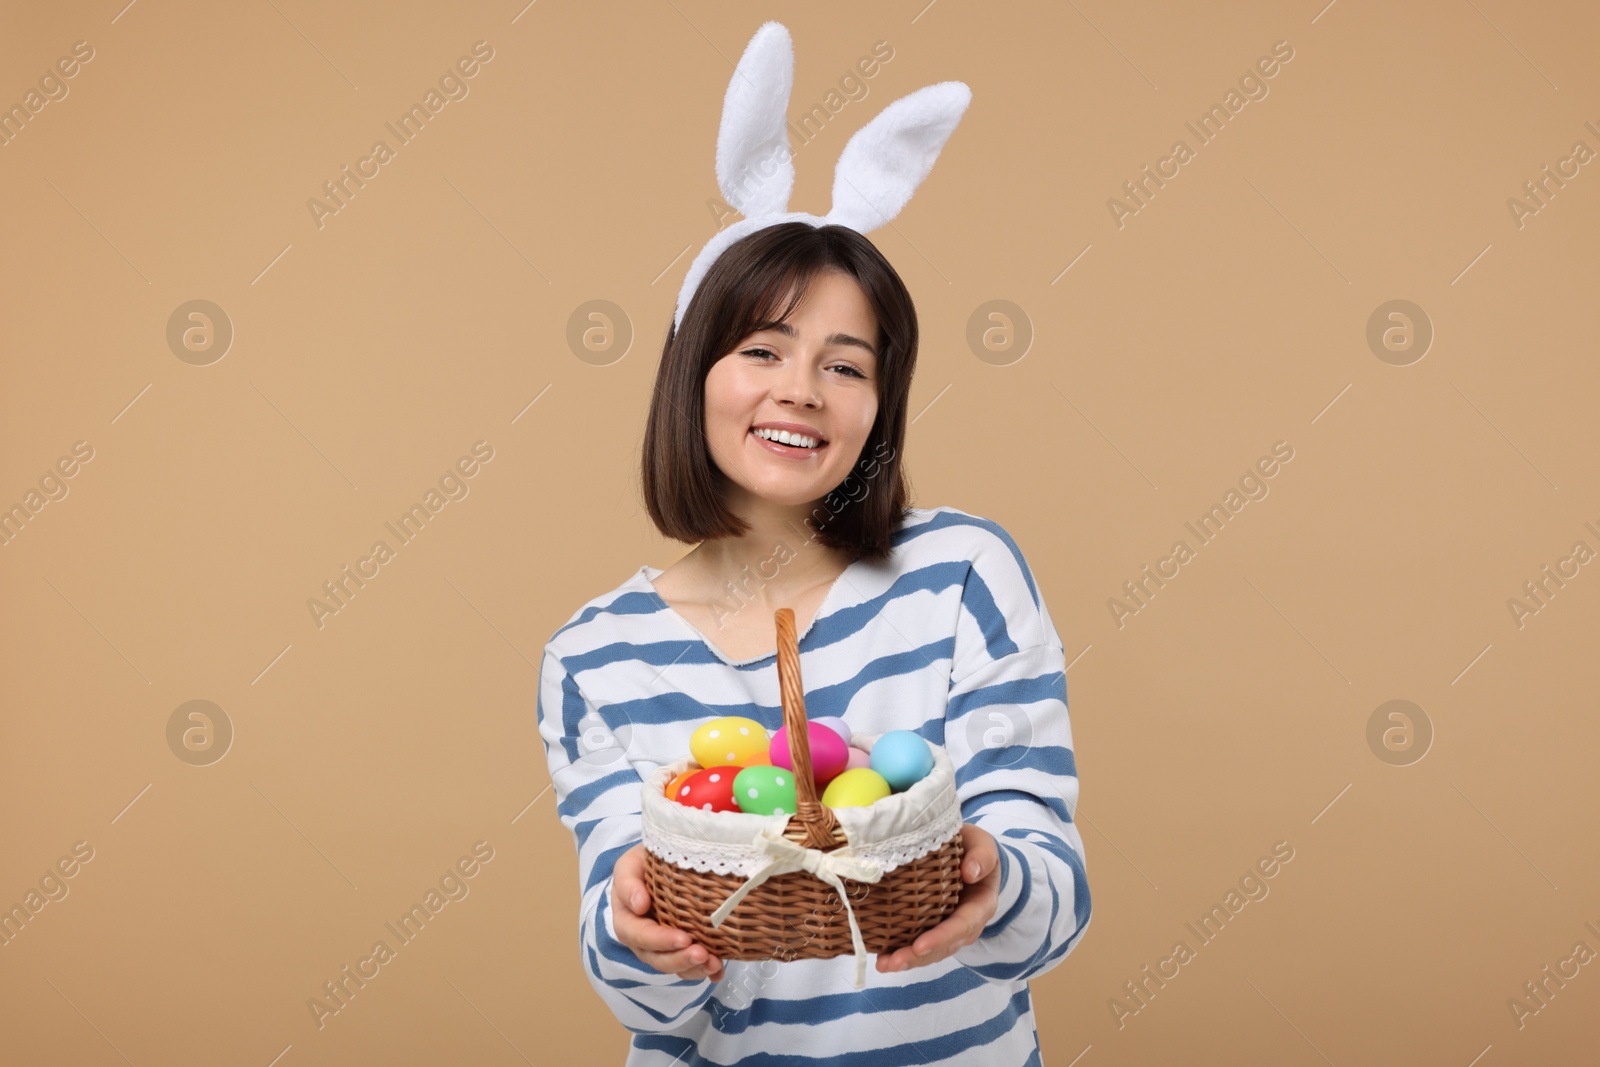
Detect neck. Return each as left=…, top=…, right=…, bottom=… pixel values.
left=687, top=488, right=849, bottom=602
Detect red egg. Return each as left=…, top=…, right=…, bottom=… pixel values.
left=769, top=722, right=850, bottom=789
left=676, top=765, right=743, bottom=812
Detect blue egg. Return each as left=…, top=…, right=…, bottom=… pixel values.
left=868, top=730, right=933, bottom=792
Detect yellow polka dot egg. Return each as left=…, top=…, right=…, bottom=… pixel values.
left=689, top=716, right=770, bottom=768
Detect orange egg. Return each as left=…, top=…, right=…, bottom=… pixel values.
left=743, top=751, right=772, bottom=766
left=665, top=769, right=696, bottom=800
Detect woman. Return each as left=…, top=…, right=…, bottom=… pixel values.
left=537, top=222, right=1091, bottom=1064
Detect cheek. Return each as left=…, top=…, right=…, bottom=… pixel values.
left=846, top=398, right=878, bottom=440
left=702, top=369, right=747, bottom=429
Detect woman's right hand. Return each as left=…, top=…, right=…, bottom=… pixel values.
left=611, top=843, right=725, bottom=982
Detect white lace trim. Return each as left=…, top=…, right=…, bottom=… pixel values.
left=639, top=732, right=963, bottom=877
left=643, top=804, right=962, bottom=877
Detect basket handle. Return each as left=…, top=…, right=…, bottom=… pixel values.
left=775, top=608, right=841, bottom=849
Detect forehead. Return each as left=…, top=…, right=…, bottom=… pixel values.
left=749, top=272, right=878, bottom=356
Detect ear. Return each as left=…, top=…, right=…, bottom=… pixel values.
left=715, top=21, right=796, bottom=219
left=826, top=81, right=972, bottom=233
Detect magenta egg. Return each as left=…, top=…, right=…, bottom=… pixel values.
left=769, top=722, right=849, bottom=788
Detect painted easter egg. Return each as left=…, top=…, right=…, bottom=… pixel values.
left=844, top=745, right=872, bottom=770
left=732, top=765, right=798, bottom=816
left=821, top=768, right=892, bottom=809
left=869, top=730, right=934, bottom=792
left=665, top=769, right=696, bottom=800
left=690, top=716, right=769, bottom=768
left=769, top=722, right=849, bottom=788
left=812, top=716, right=852, bottom=745
left=676, top=766, right=742, bottom=812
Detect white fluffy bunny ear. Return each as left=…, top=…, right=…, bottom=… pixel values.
left=826, top=81, right=972, bottom=232
left=715, top=21, right=795, bottom=219
left=671, top=25, right=973, bottom=333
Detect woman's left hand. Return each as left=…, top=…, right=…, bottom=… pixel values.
left=875, top=822, right=1001, bottom=974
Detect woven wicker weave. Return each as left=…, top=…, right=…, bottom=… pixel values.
left=643, top=607, right=964, bottom=961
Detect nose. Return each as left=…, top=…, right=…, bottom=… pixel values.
left=773, top=355, right=820, bottom=408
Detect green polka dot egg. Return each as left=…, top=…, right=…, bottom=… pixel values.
left=731, top=765, right=797, bottom=816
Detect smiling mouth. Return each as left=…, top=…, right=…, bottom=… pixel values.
left=749, top=427, right=828, bottom=453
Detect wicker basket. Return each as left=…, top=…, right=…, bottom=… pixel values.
left=641, top=607, right=965, bottom=985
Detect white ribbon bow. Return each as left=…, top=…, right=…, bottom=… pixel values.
left=708, top=825, right=885, bottom=989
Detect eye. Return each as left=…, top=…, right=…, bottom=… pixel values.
left=741, top=346, right=778, bottom=360
left=831, top=364, right=867, bottom=379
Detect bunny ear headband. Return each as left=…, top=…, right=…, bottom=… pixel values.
left=672, top=21, right=973, bottom=333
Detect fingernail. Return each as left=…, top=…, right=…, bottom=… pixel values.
left=631, top=890, right=644, bottom=911
left=966, top=861, right=979, bottom=879
left=914, top=944, right=931, bottom=957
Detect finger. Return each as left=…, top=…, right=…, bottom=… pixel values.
left=954, top=874, right=1000, bottom=917
left=879, top=930, right=953, bottom=971
left=878, top=947, right=922, bottom=972
left=881, top=905, right=986, bottom=972
left=908, top=925, right=963, bottom=962
left=614, top=876, right=650, bottom=918
left=960, top=828, right=999, bottom=883
left=880, top=944, right=941, bottom=972
left=614, top=911, right=696, bottom=955
left=613, top=845, right=651, bottom=908
left=677, top=957, right=726, bottom=982
left=918, top=889, right=993, bottom=951
left=638, top=944, right=719, bottom=975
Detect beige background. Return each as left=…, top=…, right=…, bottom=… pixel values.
left=2, top=1, right=1597, bottom=1064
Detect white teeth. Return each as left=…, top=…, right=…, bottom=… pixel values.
left=753, top=427, right=821, bottom=449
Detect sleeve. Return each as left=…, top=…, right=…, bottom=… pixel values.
left=941, top=521, right=1093, bottom=982
left=536, top=640, right=718, bottom=1034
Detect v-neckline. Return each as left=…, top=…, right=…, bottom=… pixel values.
left=638, top=558, right=862, bottom=667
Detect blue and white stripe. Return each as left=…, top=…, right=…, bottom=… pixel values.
left=537, top=505, right=1092, bottom=1064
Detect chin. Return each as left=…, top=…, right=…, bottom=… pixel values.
left=747, top=484, right=830, bottom=508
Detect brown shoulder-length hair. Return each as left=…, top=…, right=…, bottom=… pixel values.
left=642, top=222, right=917, bottom=564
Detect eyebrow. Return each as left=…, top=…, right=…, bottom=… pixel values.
left=753, top=320, right=877, bottom=359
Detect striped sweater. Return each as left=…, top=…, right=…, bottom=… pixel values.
left=536, top=505, right=1092, bottom=1065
